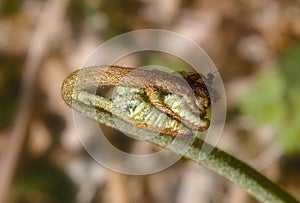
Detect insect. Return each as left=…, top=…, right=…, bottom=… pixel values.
left=204, top=73, right=214, bottom=86
left=61, top=65, right=219, bottom=136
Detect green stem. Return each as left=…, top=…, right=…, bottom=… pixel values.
left=70, top=101, right=298, bottom=203
left=151, top=135, right=299, bottom=203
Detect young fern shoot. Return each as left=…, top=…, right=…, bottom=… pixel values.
left=62, top=66, right=299, bottom=203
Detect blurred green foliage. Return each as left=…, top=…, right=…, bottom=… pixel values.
left=240, top=71, right=286, bottom=124
left=240, top=43, right=300, bottom=153
left=141, top=52, right=194, bottom=72
left=11, top=161, right=76, bottom=203
left=0, top=0, right=21, bottom=16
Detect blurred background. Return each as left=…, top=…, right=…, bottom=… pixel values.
left=1, top=0, right=300, bottom=202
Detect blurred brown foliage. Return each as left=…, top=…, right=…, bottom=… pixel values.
left=0, top=0, right=300, bottom=202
